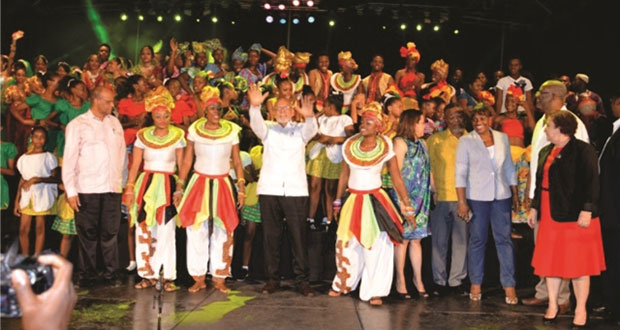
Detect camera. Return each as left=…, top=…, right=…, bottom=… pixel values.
left=1, top=241, right=54, bottom=318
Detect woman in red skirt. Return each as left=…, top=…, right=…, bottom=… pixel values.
left=529, top=111, right=605, bottom=328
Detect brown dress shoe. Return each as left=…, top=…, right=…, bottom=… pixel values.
left=559, top=302, right=571, bottom=315
left=261, top=281, right=279, bottom=294
left=297, top=282, right=316, bottom=297
left=522, top=297, right=548, bottom=306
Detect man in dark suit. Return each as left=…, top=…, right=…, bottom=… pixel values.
left=598, top=91, right=620, bottom=325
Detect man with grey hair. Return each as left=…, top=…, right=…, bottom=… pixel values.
left=522, top=80, right=589, bottom=312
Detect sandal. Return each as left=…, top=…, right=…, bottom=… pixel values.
left=369, top=297, right=383, bottom=306
left=164, top=281, right=179, bottom=292
left=328, top=289, right=341, bottom=297
left=134, top=279, right=155, bottom=289
left=396, top=291, right=411, bottom=300
left=469, top=284, right=482, bottom=301
left=504, top=287, right=518, bottom=305
left=418, top=291, right=430, bottom=299
left=213, top=278, right=230, bottom=294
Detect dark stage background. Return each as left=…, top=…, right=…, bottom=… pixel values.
left=2, top=0, right=619, bottom=110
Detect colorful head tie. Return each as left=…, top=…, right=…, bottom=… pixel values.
left=233, top=75, right=249, bottom=93
left=293, top=52, right=312, bottom=69
left=337, top=51, right=358, bottom=71
left=249, top=43, right=262, bottom=53
left=360, top=101, right=385, bottom=131
left=145, top=86, right=175, bottom=112
left=383, top=84, right=403, bottom=100
left=200, top=85, right=221, bottom=105
left=430, top=59, right=449, bottom=77
left=477, top=90, right=496, bottom=106
left=400, top=42, right=421, bottom=62
left=192, top=41, right=207, bottom=55
left=506, top=84, right=525, bottom=102
left=232, top=47, right=248, bottom=63
left=273, top=46, right=295, bottom=79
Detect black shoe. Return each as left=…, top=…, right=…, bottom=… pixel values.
left=395, top=291, right=411, bottom=300
left=571, top=314, right=589, bottom=329
left=543, top=306, right=559, bottom=325
left=297, top=282, right=316, bottom=297
left=449, top=283, right=470, bottom=296
left=236, top=268, right=249, bottom=281
left=261, top=281, right=279, bottom=294
left=431, top=284, right=447, bottom=297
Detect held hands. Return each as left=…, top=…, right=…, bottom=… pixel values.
left=457, top=201, right=471, bottom=222
left=21, top=178, right=38, bottom=192
left=527, top=208, right=538, bottom=229
left=247, top=84, right=269, bottom=107
left=173, top=184, right=183, bottom=207
left=122, top=190, right=134, bottom=209
left=511, top=195, right=520, bottom=213
left=400, top=202, right=417, bottom=227
left=577, top=211, right=592, bottom=228
left=297, top=95, right=315, bottom=118
left=67, top=196, right=81, bottom=212
left=237, top=191, right=245, bottom=209
left=332, top=199, right=342, bottom=221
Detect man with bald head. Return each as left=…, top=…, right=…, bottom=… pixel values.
left=522, top=80, right=589, bottom=311
left=247, top=83, right=318, bottom=296
left=63, top=86, right=125, bottom=287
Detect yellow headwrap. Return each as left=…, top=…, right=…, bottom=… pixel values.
left=145, top=86, right=175, bottom=112
left=431, top=59, right=449, bottom=77
left=273, top=46, right=295, bottom=78
left=400, top=42, right=421, bottom=62
left=200, top=85, right=221, bottom=104
left=359, top=101, right=385, bottom=131
left=293, top=52, right=312, bottom=68
left=338, top=51, right=358, bottom=70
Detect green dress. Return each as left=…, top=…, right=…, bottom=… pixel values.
left=1, top=142, right=17, bottom=210
left=54, top=99, right=90, bottom=159
left=26, top=94, right=58, bottom=152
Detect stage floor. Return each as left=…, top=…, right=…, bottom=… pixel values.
left=1, top=279, right=617, bottom=330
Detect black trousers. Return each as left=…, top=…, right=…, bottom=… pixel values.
left=601, top=226, right=620, bottom=320
left=259, top=195, right=309, bottom=283
left=75, top=193, right=121, bottom=279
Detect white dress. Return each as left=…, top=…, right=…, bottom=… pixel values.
left=17, top=152, right=58, bottom=211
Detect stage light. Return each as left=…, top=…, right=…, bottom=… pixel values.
left=211, top=16, right=218, bottom=23
left=279, top=17, right=287, bottom=24
left=174, top=14, right=182, bottom=22
left=120, top=13, right=128, bottom=21
left=278, top=4, right=285, bottom=10
left=400, top=23, right=406, bottom=30
left=416, top=24, right=422, bottom=31
left=433, top=24, right=440, bottom=31
left=292, top=17, right=300, bottom=24
left=266, top=15, right=274, bottom=23
left=157, top=15, right=163, bottom=22
left=307, top=0, right=314, bottom=7
left=196, top=18, right=201, bottom=22
left=264, top=3, right=271, bottom=10
left=138, top=14, right=144, bottom=21
left=453, top=29, right=459, bottom=35
left=328, top=20, right=335, bottom=27
left=382, top=25, right=386, bottom=30
left=231, top=20, right=236, bottom=25
left=293, top=0, right=300, bottom=6
left=307, top=16, right=315, bottom=23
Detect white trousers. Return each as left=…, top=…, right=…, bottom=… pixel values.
left=136, top=220, right=176, bottom=280
left=331, top=232, right=394, bottom=301
left=186, top=222, right=233, bottom=278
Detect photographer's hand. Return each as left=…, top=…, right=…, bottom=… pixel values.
left=11, top=254, right=77, bottom=330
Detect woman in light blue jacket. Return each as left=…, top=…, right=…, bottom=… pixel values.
left=455, top=106, right=519, bottom=304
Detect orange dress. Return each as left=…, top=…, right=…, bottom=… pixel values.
left=118, top=98, right=146, bottom=146
left=531, top=147, right=606, bottom=278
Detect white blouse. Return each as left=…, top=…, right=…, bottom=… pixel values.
left=134, top=136, right=186, bottom=173
left=343, top=135, right=394, bottom=191
left=17, top=152, right=58, bottom=211
left=188, top=120, right=240, bottom=176
left=308, top=114, right=353, bottom=163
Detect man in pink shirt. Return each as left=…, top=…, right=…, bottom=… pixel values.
left=62, top=87, right=125, bottom=286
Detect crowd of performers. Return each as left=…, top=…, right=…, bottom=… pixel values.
left=1, top=29, right=619, bottom=327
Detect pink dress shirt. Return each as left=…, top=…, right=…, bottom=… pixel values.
left=62, top=110, right=125, bottom=198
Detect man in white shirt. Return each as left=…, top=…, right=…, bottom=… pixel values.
left=247, top=83, right=318, bottom=296
left=63, top=87, right=125, bottom=287
left=522, top=80, right=589, bottom=311
left=495, top=58, right=534, bottom=114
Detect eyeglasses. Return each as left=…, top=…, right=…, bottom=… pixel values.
left=275, top=105, right=291, bottom=111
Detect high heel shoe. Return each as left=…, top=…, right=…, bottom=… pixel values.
left=542, top=306, right=559, bottom=324
left=395, top=291, right=411, bottom=300
left=571, top=313, right=589, bottom=329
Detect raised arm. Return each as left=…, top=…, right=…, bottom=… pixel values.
left=247, top=84, right=269, bottom=140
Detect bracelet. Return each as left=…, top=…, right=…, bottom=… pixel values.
left=173, top=190, right=183, bottom=195
left=126, top=183, right=135, bottom=188
left=237, top=192, right=246, bottom=197
left=176, top=179, right=185, bottom=186
left=237, top=178, right=246, bottom=185
left=332, top=199, right=342, bottom=206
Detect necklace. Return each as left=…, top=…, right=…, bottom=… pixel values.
left=344, top=134, right=390, bottom=166
left=333, top=72, right=360, bottom=92
left=194, top=118, right=234, bottom=140
left=137, top=125, right=184, bottom=149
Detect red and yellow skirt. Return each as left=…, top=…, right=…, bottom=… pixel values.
left=177, top=172, right=239, bottom=233
left=128, top=171, right=178, bottom=228
left=337, top=188, right=404, bottom=249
